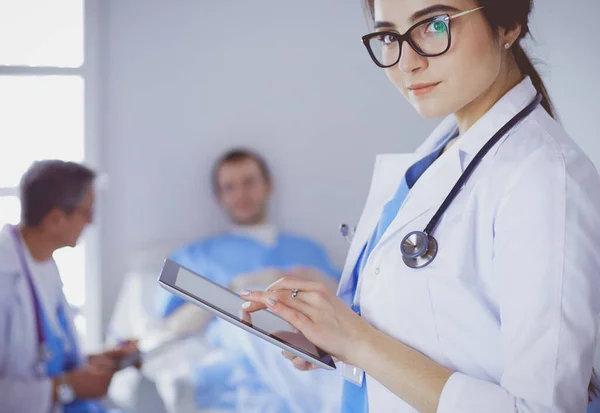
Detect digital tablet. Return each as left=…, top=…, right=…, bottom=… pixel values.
left=157, top=258, right=336, bottom=370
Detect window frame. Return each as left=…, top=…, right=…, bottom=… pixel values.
left=0, top=0, right=103, bottom=351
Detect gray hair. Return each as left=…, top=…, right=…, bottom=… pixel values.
left=19, top=160, right=96, bottom=227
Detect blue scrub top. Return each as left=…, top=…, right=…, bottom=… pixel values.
left=42, top=300, right=123, bottom=413
left=160, top=232, right=340, bottom=317
left=158, top=231, right=341, bottom=413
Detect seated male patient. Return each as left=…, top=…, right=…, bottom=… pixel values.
left=158, top=148, right=342, bottom=412
left=0, top=160, right=138, bottom=413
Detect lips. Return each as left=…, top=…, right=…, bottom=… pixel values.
left=407, top=82, right=441, bottom=96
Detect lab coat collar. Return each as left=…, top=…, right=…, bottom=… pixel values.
left=338, top=153, right=422, bottom=296
left=374, top=141, right=463, bottom=251
left=458, top=76, right=538, bottom=156
left=339, top=77, right=539, bottom=284
left=371, top=77, right=538, bottom=257
left=0, top=224, right=20, bottom=271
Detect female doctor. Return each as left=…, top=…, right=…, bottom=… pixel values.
left=241, top=0, right=600, bottom=412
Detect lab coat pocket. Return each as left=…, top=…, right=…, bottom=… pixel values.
left=359, top=242, right=450, bottom=368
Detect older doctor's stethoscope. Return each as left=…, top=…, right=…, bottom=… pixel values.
left=340, top=92, right=542, bottom=270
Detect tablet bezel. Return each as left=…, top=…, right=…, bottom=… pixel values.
left=157, top=258, right=336, bottom=370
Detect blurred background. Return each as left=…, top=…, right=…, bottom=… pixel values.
left=0, top=0, right=599, bottom=412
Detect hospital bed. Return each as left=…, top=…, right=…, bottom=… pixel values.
left=106, top=239, right=225, bottom=413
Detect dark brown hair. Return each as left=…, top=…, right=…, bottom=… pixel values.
left=362, top=0, right=597, bottom=401
left=362, top=0, right=557, bottom=118
left=19, top=160, right=96, bottom=227
left=211, top=148, right=272, bottom=195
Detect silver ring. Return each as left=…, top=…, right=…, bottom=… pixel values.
left=291, top=288, right=299, bottom=298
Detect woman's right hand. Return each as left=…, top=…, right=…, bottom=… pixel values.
left=241, top=277, right=374, bottom=365
left=63, top=363, right=116, bottom=399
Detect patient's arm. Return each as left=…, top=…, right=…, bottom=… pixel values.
left=163, top=268, right=337, bottom=336
left=163, top=304, right=212, bottom=336
left=161, top=270, right=278, bottom=336
left=229, top=268, right=284, bottom=293
left=159, top=272, right=275, bottom=336
left=231, top=268, right=338, bottom=294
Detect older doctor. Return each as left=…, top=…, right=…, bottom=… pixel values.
left=241, top=0, right=600, bottom=412
left=0, top=160, right=137, bottom=413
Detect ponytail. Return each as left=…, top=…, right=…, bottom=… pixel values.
left=511, top=43, right=556, bottom=119
left=590, top=369, right=599, bottom=404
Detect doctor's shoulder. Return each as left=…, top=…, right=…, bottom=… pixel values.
left=493, top=108, right=600, bottom=196
left=0, top=239, right=21, bottom=305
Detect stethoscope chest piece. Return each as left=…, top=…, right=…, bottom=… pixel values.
left=401, top=231, right=438, bottom=269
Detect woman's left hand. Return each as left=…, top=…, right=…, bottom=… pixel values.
left=240, top=276, right=374, bottom=365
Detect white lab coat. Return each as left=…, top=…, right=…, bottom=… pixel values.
left=0, top=225, right=80, bottom=413
left=338, top=77, right=600, bottom=412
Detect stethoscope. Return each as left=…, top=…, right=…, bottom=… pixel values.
left=341, top=93, right=543, bottom=269
left=339, top=224, right=356, bottom=244
left=9, top=225, right=53, bottom=377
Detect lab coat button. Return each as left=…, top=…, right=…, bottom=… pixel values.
left=374, top=266, right=380, bottom=275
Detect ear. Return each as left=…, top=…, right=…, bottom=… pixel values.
left=265, top=179, right=274, bottom=196
left=215, top=192, right=226, bottom=207
left=499, top=22, right=522, bottom=49
left=41, top=208, right=65, bottom=230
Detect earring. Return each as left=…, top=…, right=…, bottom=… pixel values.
left=504, top=43, right=511, bottom=49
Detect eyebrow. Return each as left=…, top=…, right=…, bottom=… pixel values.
left=374, top=4, right=460, bottom=30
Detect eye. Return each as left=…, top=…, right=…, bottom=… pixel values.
left=244, top=177, right=257, bottom=188
left=425, top=20, right=448, bottom=36
left=376, top=33, right=397, bottom=45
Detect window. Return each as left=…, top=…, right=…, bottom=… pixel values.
left=0, top=0, right=90, bottom=345
left=0, top=0, right=84, bottom=67
left=0, top=76, right=85, bottom=187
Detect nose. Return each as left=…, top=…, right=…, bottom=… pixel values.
left=230, top=185, right=246, bottom=201
left=397, top=41, right=427, bottom=74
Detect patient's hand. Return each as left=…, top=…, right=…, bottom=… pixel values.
left=230, top=267, right=337, bottom=294
left=163, top=304, right=212, bottom=336
left=229, top=268, right=284, bottom=293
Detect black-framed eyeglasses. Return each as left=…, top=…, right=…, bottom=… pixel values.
left=361, top=6, right=484, bottom=68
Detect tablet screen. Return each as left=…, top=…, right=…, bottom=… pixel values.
left=162, top=260, right=328, bottom=363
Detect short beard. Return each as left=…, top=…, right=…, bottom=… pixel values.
left=230, top=208, right=266, bottom=226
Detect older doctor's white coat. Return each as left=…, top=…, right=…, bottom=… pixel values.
left=338, top=77, right=600, bottom=413
left=0, top=224, right=80, bottom=413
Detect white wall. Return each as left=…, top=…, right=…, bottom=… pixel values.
left=99, top=0, right=600, bottom=326
left=99, top=0, right=435, bottom=325
left=528, top=1, right=600, bottom=167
